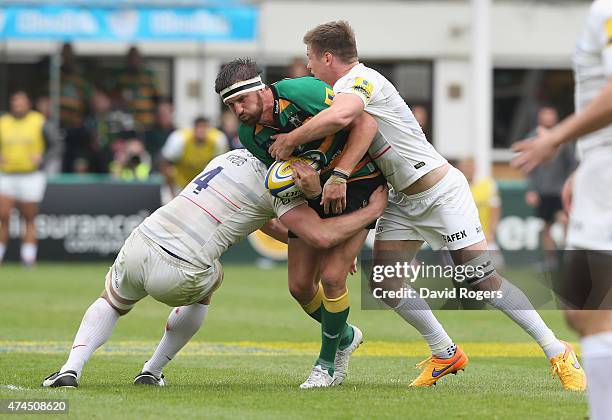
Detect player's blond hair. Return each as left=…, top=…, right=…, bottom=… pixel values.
left=303, top=21, right=358, bottom=63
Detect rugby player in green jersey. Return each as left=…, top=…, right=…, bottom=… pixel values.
left=215, top=58, right=386, bottom=388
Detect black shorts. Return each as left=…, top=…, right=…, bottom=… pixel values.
left=288, top=172, right=386, bottom=239
left=537, top=194, right=562, bottom=223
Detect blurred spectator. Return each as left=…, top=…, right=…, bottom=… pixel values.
left=62, top=125, right=94, bottom=174
left=109, top=138, right=151, bottom=181
left=220, top=109, right=242, bottom=150
left=0, top=91, right=47, bottom=265
left=522, top=106, right=576, bottom=267
left=59, top=43, right=91, bottom=130
left=160, top=116, right=228, bottom=197
left=116, top=46, right=159, bottom=132
left=288, top=57, right=309, bottom=78
left=35, top=96, right=63, bottom=174
left=84, top=89, right=135, bottom=173
left=144, top=100, right=175, bottom=169
left=457, top=157, right=503, bottom=258
left=60, top=44, right=92, bottom=173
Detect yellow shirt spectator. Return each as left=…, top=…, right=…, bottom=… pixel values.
left=0, top=110, right=45, bottom=173
left=161, top=120, right=228, bottom=193
left=470, top=176, right=501, bottom=241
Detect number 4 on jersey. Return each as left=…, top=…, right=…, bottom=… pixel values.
left=192, top=166, right=223, bottom=194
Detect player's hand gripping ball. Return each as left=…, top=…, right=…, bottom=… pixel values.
left=265, top=150, right=326, bottom=199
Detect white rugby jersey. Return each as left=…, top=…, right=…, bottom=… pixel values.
left=333, top=63, right=447, bottom=189
left=140, top=149, right=304, bottom=268
left=573, top=0, right=612, bottom=158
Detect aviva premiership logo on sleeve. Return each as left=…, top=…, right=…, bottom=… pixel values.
left=352, top=78, right=373, bottom=101
left=324, top=88, right=334, bottom=106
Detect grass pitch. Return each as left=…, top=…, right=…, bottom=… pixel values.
left=0, top=263, right=587, bottom=419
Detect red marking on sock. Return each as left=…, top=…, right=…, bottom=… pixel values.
left=175, top=308, right=180, bottom=314
left=72, top=344, right=86, bottom=350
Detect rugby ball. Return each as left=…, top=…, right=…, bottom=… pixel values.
left=265, top=150, right=326, bottom=199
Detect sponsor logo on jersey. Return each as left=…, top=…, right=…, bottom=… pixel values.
left=443, top=230, right=467, bottom=243
left=226, top=154, right=247, bottom=166
left=288, top=114, right=303, bottom=129
left=352, top=77, right=373, bottom=100
left=112, top=266, right=120, bottom=289
left=414, top=161, right=426, bottom=170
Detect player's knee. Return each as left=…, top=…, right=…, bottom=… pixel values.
left=471, top=272, right=502, bottom=291
left=455, top=252, right=499, bottom=290
left=288, top=281, right=316, bottom=305
left=320, top=266, right=347, bottom=290
left=100, top=291, right=131, bottom=316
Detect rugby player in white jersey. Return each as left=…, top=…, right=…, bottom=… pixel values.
left=513, top=1, right=612, bottom=416
left=41, top=148, right=387, bottom=388
left=268, top=21, right=585, bottom=389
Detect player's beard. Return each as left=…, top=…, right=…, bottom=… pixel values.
left=240, top=94, right=264, bottom=126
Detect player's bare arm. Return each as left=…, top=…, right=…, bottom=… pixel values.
left=322, top=112, right=378, bottom=215
left=279, top=184, right=387, bottom=249
left=269, top=93, right=364, bottom=160
left=260, top=219, right=289, bottom=244
left=512, top=77, right=612, bottom=173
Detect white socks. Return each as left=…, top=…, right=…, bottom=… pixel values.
left=581, top=332, right=612, bottom=420
left=0, top=243, right=37, bottom=264
left=61, top=298, right=120, bottom=379
left=393, top=292, right=456, bottom=359
left=486, top=278, right=565, bottom=359
left=392, top=278, right=564, bottom=360
left=21, top=243, right=37, bottom=265
left=143, top=304, right=209, bottom=377
left=59, top=300, right=209, bottom=381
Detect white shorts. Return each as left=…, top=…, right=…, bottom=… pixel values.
left=567, top=148, right=612, bottom=251
left=0, top=171, right=46, bottom=203
left=375, top=167, right=485, bottom=250
left=372, top=144, right=446, bottom=193
left=104, top=228, right=223, bottom=309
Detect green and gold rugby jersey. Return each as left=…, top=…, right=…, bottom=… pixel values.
left=237, top=77, right=378, bottom=181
